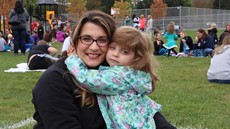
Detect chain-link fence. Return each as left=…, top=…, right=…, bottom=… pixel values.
left=130, top=6, right=230, bottom=30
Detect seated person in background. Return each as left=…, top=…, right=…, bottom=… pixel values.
left=43, top=30, right=52, bottom=42
left=25, top=31, right=35, bottom=52
left=154, top=27, right=161, bottom=36
left=153, top=32, right=167, bottom=55
left=218, top=32, right=230, bottom=46
left=61, top=25, right=76, bottom=53
left=207, top=36, right=230, bottom=84
left=192, top=29, right=214, bottom=57
left=7, top=34, right=14, bottom=51
left=0, top=32, right=8, bottom=52
left=224, top=24, right=230, bottom=33
left=27, top=40, right=58, bottom=70
left=208, top=22, right=218, bottom=45
left=32, top=29, right=39, bottom=45
left=178, top=31, right=193, bottom=57
left=37, top=21, right=44, bottom=41
left=56, top=28, right=66, bottom=43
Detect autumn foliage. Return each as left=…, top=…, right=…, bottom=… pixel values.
left=150, top=0, right=168, bottom=20
left=65, top=0, right=87, bottom=18
left=0, top=0, right=15, bottom=16
left=0, top=0, right=15, bottom=29
left=113, top=0, right=131, bottom=19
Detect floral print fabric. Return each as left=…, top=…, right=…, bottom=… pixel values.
left=65, top=55, right=162, bottom=129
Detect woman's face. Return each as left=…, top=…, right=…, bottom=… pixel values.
left=76, top=22, right=109, bottom=68
left=197, top=31, right=203, bottom=39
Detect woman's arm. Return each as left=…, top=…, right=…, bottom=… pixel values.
left=8, top=9, right=14, bottom=19
left=65, top=55, right=152, bottom=95
left=32, top=68, right=82, bottom=129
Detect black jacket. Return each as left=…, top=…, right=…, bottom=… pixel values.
left=179, top=36, right=193, bottom=52
left=32, top=59, right=106, bottom=129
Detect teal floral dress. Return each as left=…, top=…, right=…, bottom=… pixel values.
left=65, top=55, right=162, bottom=129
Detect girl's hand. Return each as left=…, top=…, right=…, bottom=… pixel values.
left=182, top=39, right=186, bottom=43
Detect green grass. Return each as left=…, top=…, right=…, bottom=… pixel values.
left=0, top=31, right=229, bottom=129
left=0, top=43, right=62, bottom=128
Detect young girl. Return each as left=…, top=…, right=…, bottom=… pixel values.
left=65, top=26, right=162, bottom=129
left=154, top=32, right=167, bottom=55
left=163, top=23, right=178, bottom=56
left=177, top=31, right=193, bottom=57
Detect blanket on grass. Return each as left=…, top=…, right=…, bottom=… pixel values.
left=4, top=63, right=46, bottom=72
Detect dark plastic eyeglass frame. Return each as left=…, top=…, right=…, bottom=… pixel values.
left=78, top=35, right=109, bottom=47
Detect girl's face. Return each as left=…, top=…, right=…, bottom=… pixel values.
left=106, top=43, right=135, bottom=66
left=180, top=32, right=185, bottom=38
left=156, top=34, right=162, bottom=40
left=76, top=22, right=109, bottom=68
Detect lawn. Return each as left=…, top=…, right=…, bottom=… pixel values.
left=0, top=30, right=229, bottom=129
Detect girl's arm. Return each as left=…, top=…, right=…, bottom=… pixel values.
left=163, top=32, right=168, bottom=38
left=65, top=55, right=152, bottom=95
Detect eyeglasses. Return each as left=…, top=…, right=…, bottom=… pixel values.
left=78, top=35, right=109, bottom=47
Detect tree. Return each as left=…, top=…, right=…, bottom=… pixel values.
left=100, top=0, right=114, bottom=14
left=213, top=0, right=230, bottom=10
left=150, top=0, right=168, bottom=20
left=86, top=0, right=101, bottom=11
left=135, top=0, right=152, bottom=9
left=23, top=0, right=37, bottom=17
left=164, top=0, right=185, bottom=7
left=66, top=0, right=87, bottom=18
left=184, top=0, right=192, bottom=7
left=113, top=0, right=131, bottom=19
left=0, top=0, right=15, bottom=16
left=0, top=0, right=15, bottom=31
left=192, top=0, right=214, bottom=8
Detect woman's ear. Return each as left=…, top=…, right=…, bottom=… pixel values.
left=67, top=44, right=75, bottom=56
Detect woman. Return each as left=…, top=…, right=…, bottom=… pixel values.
left=139, top=14, right=146, bottom=31
left=8, top=0, right=29, bottom=56
left=146, top=15, right=153, bottom=38
left=207, top=36, right=230, bottom=84
left=32, top=11, right=175, bottom=129
left=132, top=14, right=139, bottom=28
left=192, top=29, right=215, bottom=57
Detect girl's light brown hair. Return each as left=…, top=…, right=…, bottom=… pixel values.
left=167, top=23, right=175, bottom=34
left=214, top=35, right=230, bottom=54
left=112, top=26, right=159, bottom=90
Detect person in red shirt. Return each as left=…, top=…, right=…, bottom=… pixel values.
left=139, top=14, right=146, bottom=31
